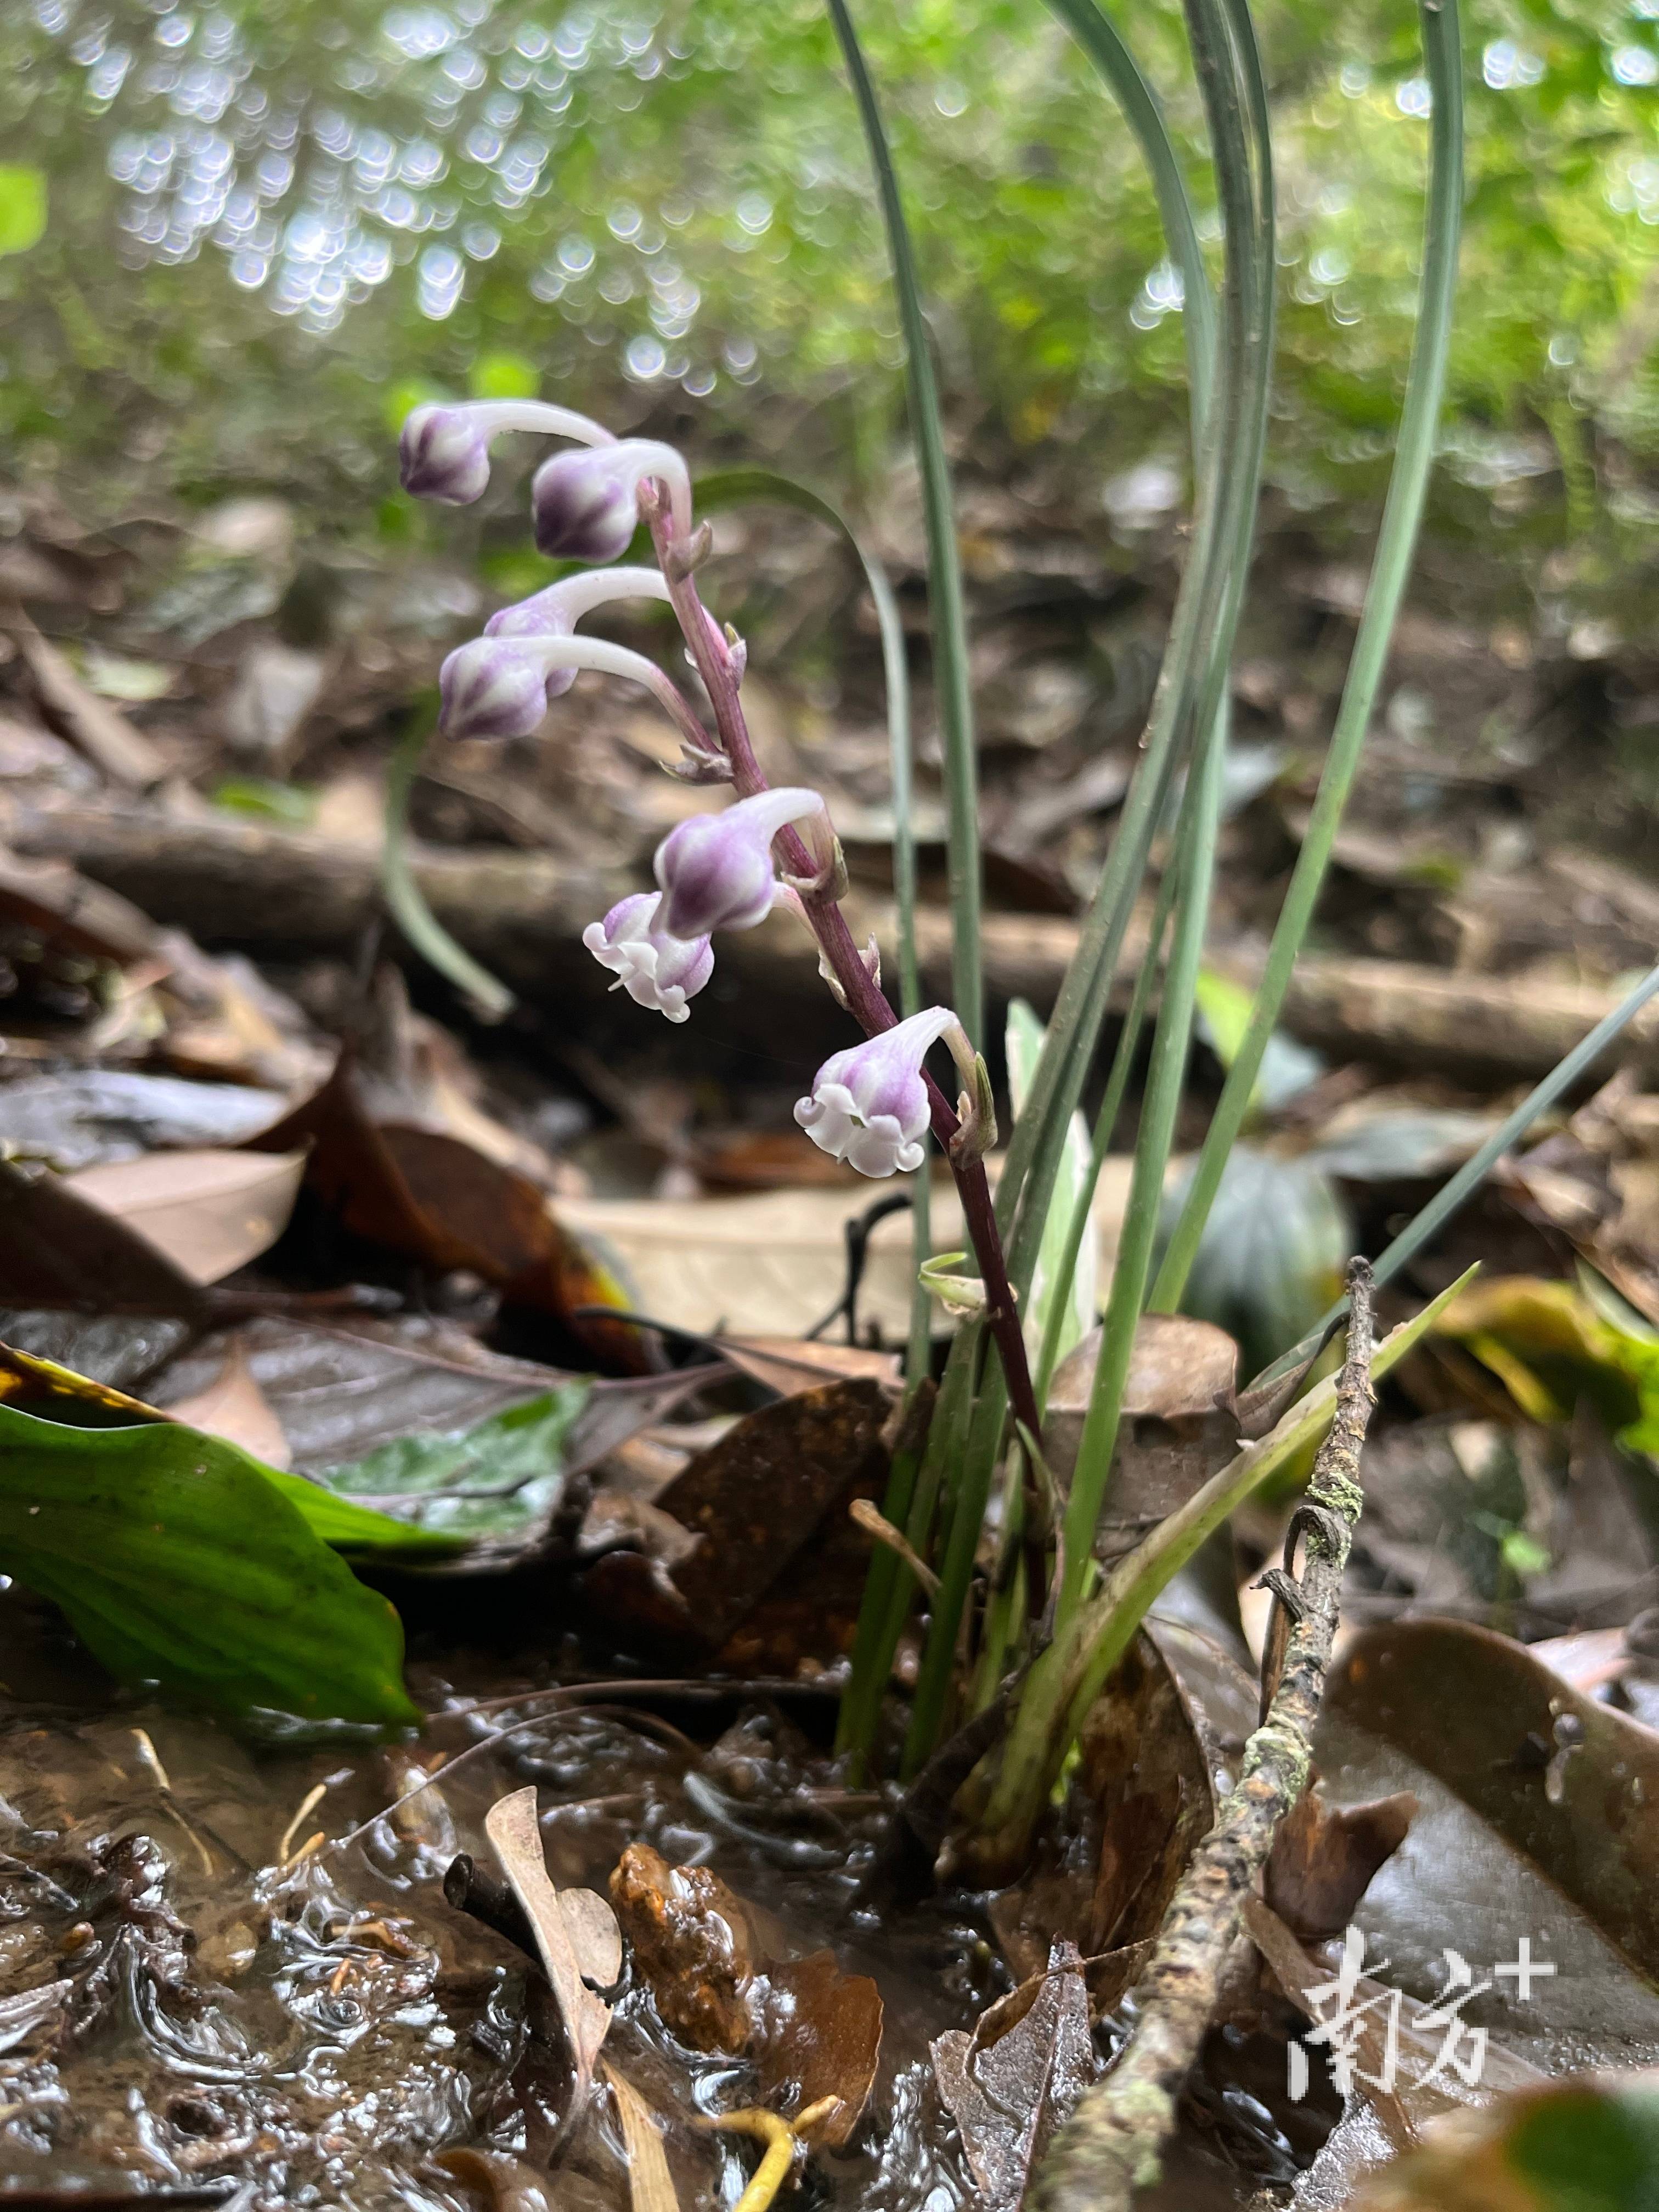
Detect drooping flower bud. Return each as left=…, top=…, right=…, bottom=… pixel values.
left=582, top=893, right=713, bottom=1023
left=532, top=439, right=692, bottom=562
left=485, top=566, right=672, bottom=697
left=437, top=637, right=551, bottom=741
left=438, top=631, right=693, bottom=742
left=794, top=1006, right=962, bottom=1178
left=653, top=787, right=824, bottom=938
left=398, top=399, right=612, bottom=505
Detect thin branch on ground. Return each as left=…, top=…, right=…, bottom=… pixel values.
left=1029, top=1257, right=1378, bottom=2212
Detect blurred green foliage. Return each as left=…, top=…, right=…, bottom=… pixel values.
left=2, top=0, right=1657, bottom=612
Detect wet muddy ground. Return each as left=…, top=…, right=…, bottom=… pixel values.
left=0, top=1589, right=1329, bottom=2211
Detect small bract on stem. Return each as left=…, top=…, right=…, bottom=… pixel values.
left=402, top=397, right=1040, bottom=1445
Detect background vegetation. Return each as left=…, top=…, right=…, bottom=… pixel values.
left=4, top=0, right=1659, bottom=643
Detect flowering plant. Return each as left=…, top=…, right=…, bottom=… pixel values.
left=399, top=399, right=1042, bottom=1448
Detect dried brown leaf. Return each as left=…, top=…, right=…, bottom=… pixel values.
left=1329, top=1619, right=1659, bottom=1983
left=931, top=1939, right=1095, bottom=2210
left=163, top=1338, right=293, bottom=1469
left=753, top=1949, right=882, bottom=2149
left=1264, top=1782, right=1418, bottom=1943
left=1045, top=1315, right=1239, bottom=1564
left=65, top=1147, right=306, bottom=1285
left=602, top=2062, right=680, bottom=2212
left=0, top=1156, right=207, bottom=1318
left=988, top=1629, right=1216, bottom=2016
left=584, top=1378, right=890, bottom=1662
left=484, top=1786, right=612, bottom=2101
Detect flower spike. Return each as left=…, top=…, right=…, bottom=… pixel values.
left=399, top=399, right=612, bottom=505
left=653, top=787, right=825, bottom=938
left=583, top=893, right=713, bottom=1023
left=532, top=439, right=693, bottom=562
left=485, top=566, right=673, bottom=697
left=795, top=1006, right=964, bottom=1179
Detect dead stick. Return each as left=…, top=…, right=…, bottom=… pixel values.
left=443, top=1851, right=539, bottom=1964
left=1029, top=1258, right=1378, bottom=2212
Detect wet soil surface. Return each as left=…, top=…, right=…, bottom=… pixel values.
left=0, top=1592, right=1325, bottom=2211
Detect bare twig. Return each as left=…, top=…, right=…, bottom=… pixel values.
left=1029, top=1259, right=1378, bottom=2212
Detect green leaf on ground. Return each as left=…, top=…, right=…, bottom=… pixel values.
left=0, top=1335, right=459, bottom=1555
left=0, top=1402, right=420, bottom=1728
left=313, top=1385, right=590, bottom=1539
left=1352, top=2073, right=1659, bottom=2211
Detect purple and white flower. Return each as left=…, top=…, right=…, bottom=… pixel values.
left=532, top=439, right=693, bottom=562
left=582, top=893, right=713, bottom=1023
left=398, top=399, right=611, bottom=505
left=438, top=631, right=692, bottom=742
left=653, top=787, right=824, bottom=938
left=794, top=1006, right=962, bottom=1178
left=484, top=566, right=672, bottom=697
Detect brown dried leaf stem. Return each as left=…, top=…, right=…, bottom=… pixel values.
left=1029, top=1259, right=1378, bottom=2212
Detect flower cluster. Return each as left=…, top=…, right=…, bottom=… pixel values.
left=399, top=396, right=969, bottom=1178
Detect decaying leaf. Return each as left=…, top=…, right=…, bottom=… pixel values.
left=1265, top=1781, right=1419, bottom=1943
left=602, top=2062, right=681, bottom=2212
left=0, top=1068, right=288, bottom=1172
left=930, top=1939, right=1096, bottom=2211
left=584, top=1377, right=891, bottom=1663
left=988, top=1629, right=1217, bottom=2016
left=560, top=1168, right=1132, bottom=1344
left=484, top=1785, right=616, bottom=2103
left=1348, top=2068, right=1659, bottom=2211
left=64, top=1146, right=306, bottom=1285
left=433, top=2147, right=553, bottom=2212
left=714, top=1334, right=902, bottom=1398
left=1044, top=1314, right=1239, bottom=1566
left=164, top=1338, right=294, bottom=1468
left=251, top=1051, right=641, bottom=1367
left=610, top=1841, right=881, bottom=2148
left=1328, top=1620, right=1659, bottom=1984
left=752, top=1950, right=884, bottom=2150
left=0, top=1155, right=207, bottom=1317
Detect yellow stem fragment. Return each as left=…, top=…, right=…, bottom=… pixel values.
left=698, top=2100, right=839, bottom=2212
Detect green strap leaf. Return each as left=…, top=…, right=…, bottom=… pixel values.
left=0, top=1402, right=420, bottom=1730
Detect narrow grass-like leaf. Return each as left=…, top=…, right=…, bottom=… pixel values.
left=1048, top=0, right=1276, bottom=1627
left=970, top=1268, right=1476, bottom=1872
left=1034, top=865, right=1181, bottom=1405
left=0, top=1403, right=420, bottom=1728
left=1006, top=1000, right=1094, bottom=1374
left=1057, top=711, right=1229, bottom=1619
left=904, top=0, right=1267, bottom=1774
left=826, top=0, right=981, bottom=1042
left=382, top=697, right=516, bottom=1023
left=1245, top=955, right=1659, bottom=1400
left=1152, top=0, right=1465, bottom=1312
left=1042, top=0, right=1216, bottom=433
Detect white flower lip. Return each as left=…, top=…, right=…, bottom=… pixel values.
left=793, top=1006, right=961, bottom=1179
left=582, top=892, right=713, bottom=1023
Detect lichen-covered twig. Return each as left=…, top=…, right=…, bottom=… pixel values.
left=1029, top=1258, right=1378, bottom=2212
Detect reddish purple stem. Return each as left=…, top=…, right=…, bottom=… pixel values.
left=643, top=491, right=1040, bottom=1446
